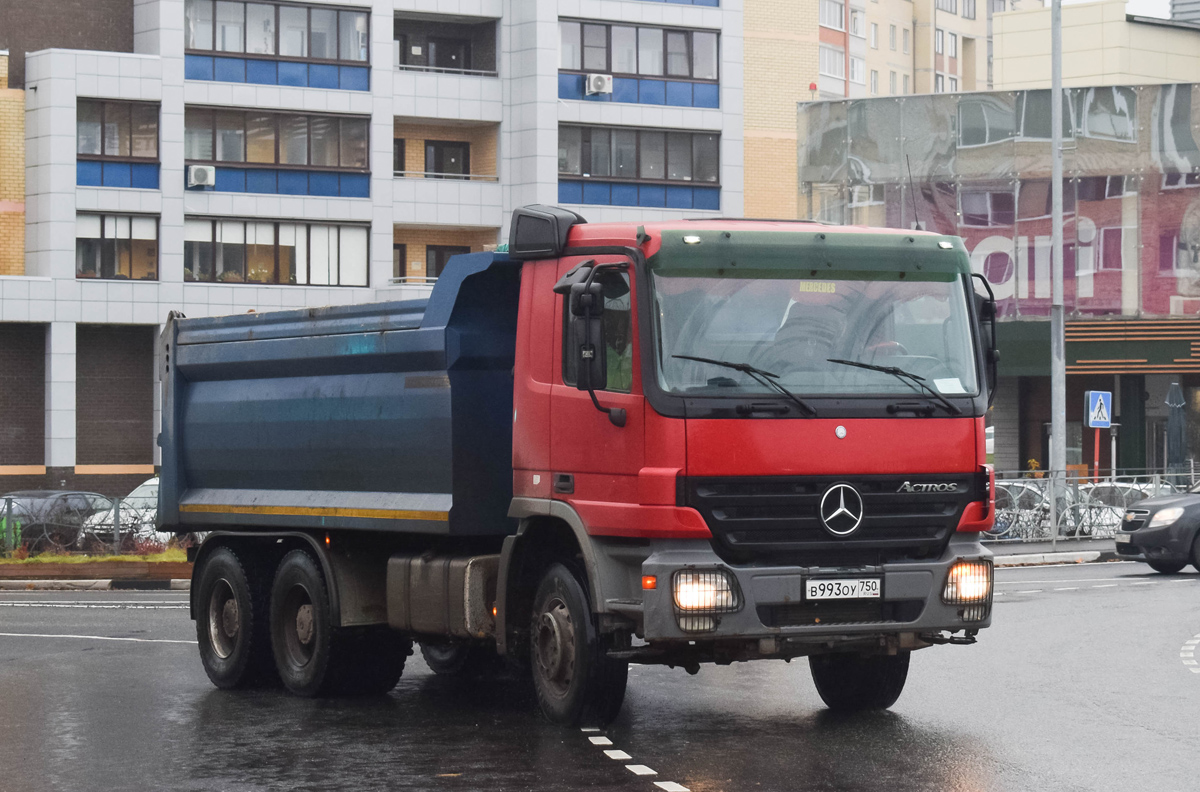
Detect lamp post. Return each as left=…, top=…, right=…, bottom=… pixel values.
left=1049, top=0, right=1066, bottom=539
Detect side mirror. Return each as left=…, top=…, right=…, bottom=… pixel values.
left=570, top=282, right=607, bottom=392
left=971, top=273, right=999, bottom=406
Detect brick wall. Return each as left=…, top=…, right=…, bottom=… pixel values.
left=0, top=468, right=151, bottom=499
left=743, top=0, right=820, bottom=220
left=0, top=323, right=46, bottom=467
left=75, top=325, right=155, bottom=466
left=393, top=121, right=499, bottom=178
left=392, top=227, right=500, bottom=279
left=0, top=53, right=24, bottom=276
left=0, top=0, right=134, bottom=88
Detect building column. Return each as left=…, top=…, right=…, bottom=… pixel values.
left=44, top=321, right=75, bottom=477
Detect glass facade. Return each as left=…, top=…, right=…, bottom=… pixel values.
left=798, top=85, right=1200, bottom=319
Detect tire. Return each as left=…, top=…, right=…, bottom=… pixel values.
left=195, top=546, right=273, bottom=689
left=270, top=549, right=337, bottom=696
left=1147, top=559, right=1187, bottom=574
left=337, top=627, right=413, bottom=696
left=1192, top=534, right=1200, bottom=573
left=420, top=641, right=502, bottom=678
left=529, top=563, right=628, bottom=726
left=809, top=651, right=910, bottom=712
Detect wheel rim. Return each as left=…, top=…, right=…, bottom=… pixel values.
left=207, top=578, right=239, bottom=660
left=534, top=596, right=576, bottom=699
left=282, top=584, right=316, bottom=668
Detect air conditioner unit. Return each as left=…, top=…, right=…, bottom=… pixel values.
left=187, top=164, right=216, bottom=188
left=585, top=73, right=613, bottom=95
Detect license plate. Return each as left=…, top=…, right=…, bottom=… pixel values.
left=805, top=578, right=881, bottom=600
left=1115, top=534, right=1132, bottom=544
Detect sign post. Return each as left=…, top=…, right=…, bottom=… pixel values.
left=1086, top=391, right=1112, bottom=482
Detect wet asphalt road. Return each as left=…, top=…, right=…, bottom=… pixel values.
left=0, top=561, right=1198, bottom=792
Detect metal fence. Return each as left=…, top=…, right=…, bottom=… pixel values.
left=1, top=495, right=170, bottom=557
left=986, top=469, right=1197, bottom=543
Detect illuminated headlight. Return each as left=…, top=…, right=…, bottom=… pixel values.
left=942, top=560, right=993, bottom=605
left=1147, top=507, right=1184, bottom=529
left=672, top=570, right=740, bottom=632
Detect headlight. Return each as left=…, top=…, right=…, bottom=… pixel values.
left=1148, top=507, right=1184, bottom=528
left=673, top=569, right=740, bottom=612
left=942, top=559, right=993, bottom=604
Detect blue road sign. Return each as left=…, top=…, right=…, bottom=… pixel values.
left=1086, top=391, right=1112, bottom=429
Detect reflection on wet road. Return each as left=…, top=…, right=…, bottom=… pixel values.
left=1, top=562, right=1196, bottom=792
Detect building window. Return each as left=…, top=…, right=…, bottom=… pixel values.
left=426, top=245, right=470, bottom=280
left=949, top=76, right=958, bottom=92
left=76, top=214, right=158, bottom=280
left=889, top=71, right=897, bottom=95
left=963, top=0, right=977, bottom=19
left=849, top=57, right=866, bottom=85
left=870, top=70, right=878, bottom=94
left=184, top=108, right=369, bottom=170
left=903, top=74, right=910, bottom=93
left=949, top=33, right=958, bottom=58
left=558, top=126, right=720, bottom=185
left=559, top=21, right=719, bottom=81
left=936, top=0, right=958, bottom=12
left=184, top=0, right=368, bottom=63
left=935, top=73, right=944, bottom=93
left=935, top=29, right=944, bottom=55
left=819, top=0, right=845, bottom=31
left=870, top=23, right=878, bottom=48
left=424, top=141, right=470, bottom=179
left=77, top=100, right=159, bottom=161
left=961, top=191, right=1015, bottom=227
left=903, top=28, right=910, bottom=54
left=393, top=243, right=406, bottom=280
left=889, top=25, right=897, bottom=51
left=393, top=138, right=405, bottom=174
left=819, top=46, right=845, bottom=79
left=850, top=10, right=864, bottom=37
left=183, top=218, right=368, bottom=285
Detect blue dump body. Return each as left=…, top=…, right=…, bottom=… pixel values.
left=158, top=253, right=521, bottom=537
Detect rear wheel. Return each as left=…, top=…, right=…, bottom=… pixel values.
left=195, top=547, right=273, bottom=689
left=809, top=651, right=910, bottom=711
left=270, top=549, right=336, bottom=696
left=529, top=563, right=628, bottom=726
left=1147, top=559, right=1187, bottom=574
left=1191, top=534, right=1200, bottom=573
left=420, top=641, right=502, bottom=678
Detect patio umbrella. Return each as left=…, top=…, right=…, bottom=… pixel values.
left=1165, top=382, right=1187, bottom=473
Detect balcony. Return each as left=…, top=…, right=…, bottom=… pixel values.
left=393, top=14, right=498, bottom=77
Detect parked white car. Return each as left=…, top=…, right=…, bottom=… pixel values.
left=81, top=477, right=167, bottom=545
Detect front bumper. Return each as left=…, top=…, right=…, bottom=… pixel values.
left=1115, top=522, right=1193, bottom=563
left=637, top=534, right=991, bottom=643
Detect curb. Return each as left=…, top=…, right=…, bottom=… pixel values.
left=0, top=579, right=190, bottom=591
left=994, top=550, right=1121, bottom=567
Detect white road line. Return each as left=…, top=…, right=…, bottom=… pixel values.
left=1013, top=590, right=1043, bottom=594
left=0, top=632, right=195, bottom=645
left=626, top=765, right=657, bottom=776
left=996, top=577, right=1138, bottom=585
left=1131, top=582, right=1155, bottom=585
left=588, top=736, right=613, bottom=746
left=580, top=727, right=600, bottom=733
left=603, top=750, right=632, bottom=761
left=1053, top=587, right=1079, bottom=591
left=0, top=603, right=187, bottom=610
left=654, top=783, right=690, bottom=792
left=1092, top=584, right=1118, bottom=588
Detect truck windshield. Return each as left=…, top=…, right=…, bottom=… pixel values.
left=650, top=272, right=980, bottom=398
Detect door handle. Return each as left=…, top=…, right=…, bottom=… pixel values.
left=553, top=473, right=575, bottom=494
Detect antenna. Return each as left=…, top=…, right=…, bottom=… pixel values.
left=906, top=155, right=924, bottom=231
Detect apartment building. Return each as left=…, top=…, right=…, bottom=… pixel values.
left=0, top=0, right=744, bottom=496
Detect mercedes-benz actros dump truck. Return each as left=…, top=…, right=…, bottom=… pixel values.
left=160, top=205, right=997, bottom=725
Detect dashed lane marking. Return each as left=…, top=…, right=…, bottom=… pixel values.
left=1054, top=587, right=1079, bottom=591
left=0, top=632, right=195, bottom=645
left=1181, top=634, right=1200, bottom=674
left=1092, top=584, right=1118, bottom=588
left=0, top=602, right=188, bottom=610
left=581, top=729, right=690, bottom=792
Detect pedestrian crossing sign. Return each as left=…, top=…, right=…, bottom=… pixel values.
left=1086, top=391, right=1112, bottom=429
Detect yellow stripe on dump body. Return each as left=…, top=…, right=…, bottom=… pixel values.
left=179, top=503, right=448, bottom=521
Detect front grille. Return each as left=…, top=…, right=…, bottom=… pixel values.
left=684, top=474, right=977, bottom=566
left=757, top=599, right=924, bottom=627
left=1121, top=510, right=1149, bottom=532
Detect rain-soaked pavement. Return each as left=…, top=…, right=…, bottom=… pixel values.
left=1, top=560, right=1198, bottom=792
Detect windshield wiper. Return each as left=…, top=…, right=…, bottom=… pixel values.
left=672, top=354, right=817, bottom=417
left=826, top=358, right=962, bottom=416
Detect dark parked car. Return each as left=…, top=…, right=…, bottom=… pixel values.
left=1115, top=485, right=1200, bottom=573
left=0, top=490, right=113, bottom=553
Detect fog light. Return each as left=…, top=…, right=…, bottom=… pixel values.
left=943, top=559, right=993, bottom=604
left=673, top=569, right=740, bottom=612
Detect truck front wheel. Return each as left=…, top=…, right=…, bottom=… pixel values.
left=809, top=651, right=910, bottom=712
left=195, top=547, right=273, bottom=689
left=529, top=563, right=628, bottom=726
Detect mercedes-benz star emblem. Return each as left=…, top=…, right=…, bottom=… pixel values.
left=819, top=483, right=864, bottom=536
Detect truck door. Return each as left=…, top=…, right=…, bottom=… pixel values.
left=549, top=257, right=645, bottom=508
